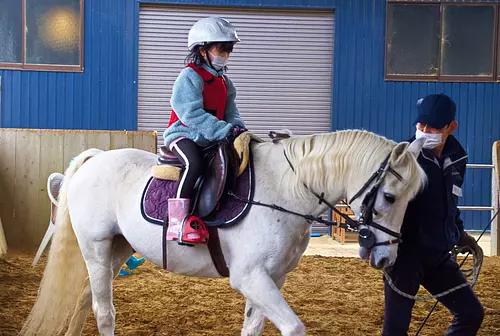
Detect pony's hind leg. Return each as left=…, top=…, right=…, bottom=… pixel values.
left=231, top=271, right=304, bottom=336
left=66, top=235, right=133, bottom=336
left=241, top=275, right=287, bottom=336
left=77, top=234, right=132, bottom=336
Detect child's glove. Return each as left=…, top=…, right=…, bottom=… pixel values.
left=224, top=126, right=247, bottom=143
left=234, top=126, right=247, bottom=136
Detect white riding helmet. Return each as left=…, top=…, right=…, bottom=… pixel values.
left=188, top=17, right=241, bottom=50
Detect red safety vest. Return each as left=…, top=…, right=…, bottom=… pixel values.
left=167, top=63, right=227, bottom=128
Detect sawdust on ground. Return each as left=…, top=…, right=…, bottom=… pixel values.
left=0, top=252, right=499, bottom=336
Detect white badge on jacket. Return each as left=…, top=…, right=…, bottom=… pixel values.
left=452, top=185, right=463, bottom=197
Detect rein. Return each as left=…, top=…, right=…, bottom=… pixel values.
left=227, top=140, right=487, bottom=312
left=229, top=146, right=405, bottom=249
left=284, top=149, right=404, bottom=249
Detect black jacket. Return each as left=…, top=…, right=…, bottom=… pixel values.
left=401, top=135, right=467, bottom=254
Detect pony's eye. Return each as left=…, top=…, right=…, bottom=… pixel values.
left=384, top=193, right=396, bottom=204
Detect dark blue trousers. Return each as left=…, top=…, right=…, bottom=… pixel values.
left=382, top=251, right=484, bottom=336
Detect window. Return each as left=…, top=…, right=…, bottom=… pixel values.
left=386, top=2, right=499, bottom=82
left=0, top=0, right=83, bottom=72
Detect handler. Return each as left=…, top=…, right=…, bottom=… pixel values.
left=382, top=93, right=484, bottom=336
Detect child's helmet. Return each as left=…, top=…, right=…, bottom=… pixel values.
left=188, top=17, right=240, bottom=50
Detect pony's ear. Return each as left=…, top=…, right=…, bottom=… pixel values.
left=390, top=142, right=409, bottom=164
left=407, top=137, right=425, bottom=158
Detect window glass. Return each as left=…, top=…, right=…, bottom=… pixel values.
left=0, top=0, right=23, bottom=63
left=25, top=0, right=81, bottom=66
left=387, top=4, right=440, bottom=76
left=441, top=5, right=495, bottom=76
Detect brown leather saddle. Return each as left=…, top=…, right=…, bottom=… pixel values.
left=158, top=141, right=241, bottom=218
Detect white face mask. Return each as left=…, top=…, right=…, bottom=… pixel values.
left=207, top=51, right=228, bottom=71
left=415, top=126, right=444, bottom=149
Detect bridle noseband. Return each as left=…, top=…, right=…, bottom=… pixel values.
left=351, top=155, right=405, bottom=249
left=284, top=151, right=405, bottom=250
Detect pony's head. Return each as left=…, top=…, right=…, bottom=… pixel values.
left=350, top=137, right=427, bottom=269
left=281, top=130, right=427, bottom=270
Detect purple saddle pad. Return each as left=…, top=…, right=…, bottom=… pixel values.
left=141, top=159, right=254, bottom=228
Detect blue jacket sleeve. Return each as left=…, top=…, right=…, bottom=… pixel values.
left=170, top=68, right=233, bottom=142
left=223, top=75, right=246, bottom=128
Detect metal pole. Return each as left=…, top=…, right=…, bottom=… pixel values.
left=492, top=141, right=500, bottom=257
left=466, top=164, right=494, bottom=169
left=0, top=76, right=2, bottom=127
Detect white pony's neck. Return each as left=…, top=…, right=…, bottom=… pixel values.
left=280, top=130, right=395, bottom=205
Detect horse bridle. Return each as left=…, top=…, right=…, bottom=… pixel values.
left=284, top=151, right=405, bottom=250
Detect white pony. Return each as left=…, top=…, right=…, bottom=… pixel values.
left=20, top=130, right=426, bottom=336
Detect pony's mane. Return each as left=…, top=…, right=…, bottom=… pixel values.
left=279, top=129, right=423, bottom=200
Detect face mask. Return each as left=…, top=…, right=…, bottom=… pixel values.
left=208, top=51, right=228, bottom=70
left=415, top=126, right=444, bottom=149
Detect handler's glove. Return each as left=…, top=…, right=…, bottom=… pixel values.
left=456, top=232, right=482, bottom=257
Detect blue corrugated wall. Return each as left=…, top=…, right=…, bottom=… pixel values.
left=331, top=0, right=500, bottom=231
left=0, top=0, right=498, bottom=230
left=0, top=0, right=139, bottom=130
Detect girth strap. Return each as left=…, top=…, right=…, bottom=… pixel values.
left=207, top=227, right=230, bottom=277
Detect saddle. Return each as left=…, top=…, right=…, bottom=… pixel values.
left=152, top=132, right=263, bottom=218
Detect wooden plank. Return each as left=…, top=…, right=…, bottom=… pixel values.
left=86, top=131, right=111, bottom=151
left=133, top=131, right=158, bottom=154
left=110, top=131, right=131, bottom=150
left=144, top=131, right=158, bottom=154
left=492, top=141, right=500, bottom=257
left=13, top=130, right=41, bottom=250
left=0, top=129, right=17, bottom=252
left=36, top=131, right=65, bottom=252
left=63, top=131, right=88, bottom=168
left=126, top=131, right=136, bottom=148
left=131, top=132, right=146, bottom=152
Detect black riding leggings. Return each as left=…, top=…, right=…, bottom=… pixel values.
left=170, top=138, right=205, bottom=199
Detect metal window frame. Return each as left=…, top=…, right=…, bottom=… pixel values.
left=0, top=0, right=84, bottom=73
left=385, top=1, right=499, bottom=83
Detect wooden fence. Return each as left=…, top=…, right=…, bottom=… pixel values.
left=0, top=128, right=157, bottom=251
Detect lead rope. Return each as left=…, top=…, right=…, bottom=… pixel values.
left=384, top=211, right=497, bottom=303
left=413, top=209, right=498, bottom=334
left=383, top=243, right=484, bottom=302
left=413, top=166, right=500, bottom=336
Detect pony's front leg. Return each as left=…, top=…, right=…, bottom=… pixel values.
left=241, top=275, right=287, bottom=336
left=231, top=271, right=304, bottom=336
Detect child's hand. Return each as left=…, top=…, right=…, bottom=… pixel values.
left=234, top=126, right=247, bottom=136
left=224, top=126, right=244, bottom=143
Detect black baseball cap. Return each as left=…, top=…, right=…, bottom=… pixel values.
left=415, top=93, right=456, bottom=129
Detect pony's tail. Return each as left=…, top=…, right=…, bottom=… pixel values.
left=19, top=148, right=103, bottom=336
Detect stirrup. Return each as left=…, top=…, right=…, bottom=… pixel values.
left=178, top=215, right=209, bottom=246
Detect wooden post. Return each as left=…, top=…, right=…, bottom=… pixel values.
left=0, top=215, right=7, bottom=256
left=492, top=141, right=500, bottom=257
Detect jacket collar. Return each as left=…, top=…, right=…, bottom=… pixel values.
left=408, top=135, right=467, bottom=169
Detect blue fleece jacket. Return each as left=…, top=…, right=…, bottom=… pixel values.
left=163, top=63, right=246, bottom=148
